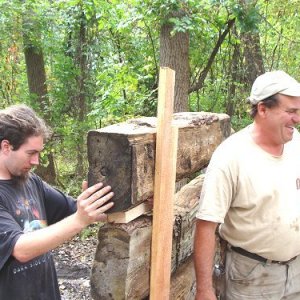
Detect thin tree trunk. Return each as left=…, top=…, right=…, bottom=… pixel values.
left=226, top=41, right=240, bottom=116
left=160, top=11, right=190, bottom=112
left=74, top=11, right=87, bottom=176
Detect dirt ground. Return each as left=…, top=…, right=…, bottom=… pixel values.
left=52, top=227, right=99, bottom=300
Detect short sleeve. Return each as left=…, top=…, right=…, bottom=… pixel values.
left=0, top=205, right=23, bottom=270
left=196, top=141, right=237, bottom=223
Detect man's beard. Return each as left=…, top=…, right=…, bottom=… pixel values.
left=11, top=172, right=30, bottom=186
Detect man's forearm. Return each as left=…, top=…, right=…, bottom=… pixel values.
left=13, top=182, right=114, bottom=262
left=194, top=219, right=218, bottom=298
left=13, top=213, right=86, bottom=262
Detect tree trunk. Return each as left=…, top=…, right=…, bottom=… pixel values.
left=239, top=0, right=265, bottom=86
left=241, top=31, right=265, bottom=85
left=226, top=45, right=240, bottom=116
left=74, top=11, right=87, bottom=176
left=226, top=25, right=241, bottom=116
left=23, top=46, right=49, bottom=112
left=160, top=11, right=190, bottom=112
left=22, top=10, right=56, bottom=184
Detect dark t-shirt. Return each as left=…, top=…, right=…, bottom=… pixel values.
left=0, top=173, right=77, bottom=300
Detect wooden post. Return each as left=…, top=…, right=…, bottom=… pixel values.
left=150, top=67, right=178, bottom=299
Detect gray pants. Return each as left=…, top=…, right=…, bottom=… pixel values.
left=225, top=249, right=300, bottom=300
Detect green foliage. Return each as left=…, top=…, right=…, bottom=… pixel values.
left=0, top=1, right=27, bottom=106
left=2, top=0, right=300, bottom=192
left=79, top=223, right=101, bottom=240
left=231, top=115, right=252, bottom=132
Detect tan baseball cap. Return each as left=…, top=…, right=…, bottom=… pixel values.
left=248, top=70, right=300, bottom=104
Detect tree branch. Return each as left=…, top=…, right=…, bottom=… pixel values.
left=189, top=18, right=235, bottom=93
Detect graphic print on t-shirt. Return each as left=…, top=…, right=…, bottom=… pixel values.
left=14, top=196, right=47, bottom=233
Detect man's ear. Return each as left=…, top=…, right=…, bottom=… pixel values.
left=0, top=140, right=11, bottom=154
left=257, top=102, right=267, bottom=117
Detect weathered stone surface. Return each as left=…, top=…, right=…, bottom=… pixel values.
left=172, top=175, right=204, bottom=272
left=87, top=112, right=230, bottom=212
left=90, top=218, right=152, bottom=300
left=90, top=175, right=205, bottom=299
left=170, top=255, right=196, bottom=300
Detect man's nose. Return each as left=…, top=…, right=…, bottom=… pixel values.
left=30, top=153, right=40, bottom=165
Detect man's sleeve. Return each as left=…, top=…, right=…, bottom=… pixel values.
left=42, top=182, right=77, bottom=225
left=0, top=205, right=23, bottom=270
left=196, top=145, right=236, bottom=223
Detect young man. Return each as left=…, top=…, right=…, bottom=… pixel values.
left=194, top=71, right=300, bottom=300
left=0, top=104, right=114, bottom=299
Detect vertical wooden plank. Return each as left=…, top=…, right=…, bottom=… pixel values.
left=150, top=67, right=178, bottom=299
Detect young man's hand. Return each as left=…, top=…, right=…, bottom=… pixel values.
left=75, top=181, right=114, bottom=227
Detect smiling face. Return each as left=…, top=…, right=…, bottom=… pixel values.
left=0, top=135, right=44, bottom=182
left=261, top=94, right=300, bottom=145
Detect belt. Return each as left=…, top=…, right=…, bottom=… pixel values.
left=230, top=246, right=298, bottom=265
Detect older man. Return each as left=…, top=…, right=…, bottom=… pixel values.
left=194, top=71, right=300, bottom=300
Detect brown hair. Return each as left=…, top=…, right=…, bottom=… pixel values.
left=0, top=104, right=51, bottom=150
left=249, top=94, right=279, bottom=118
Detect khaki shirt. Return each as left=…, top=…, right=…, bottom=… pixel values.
left=196, top=125, right=300, bottom=261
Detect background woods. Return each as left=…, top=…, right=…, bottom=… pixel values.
left=1, top=0, right=300, bottom=191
